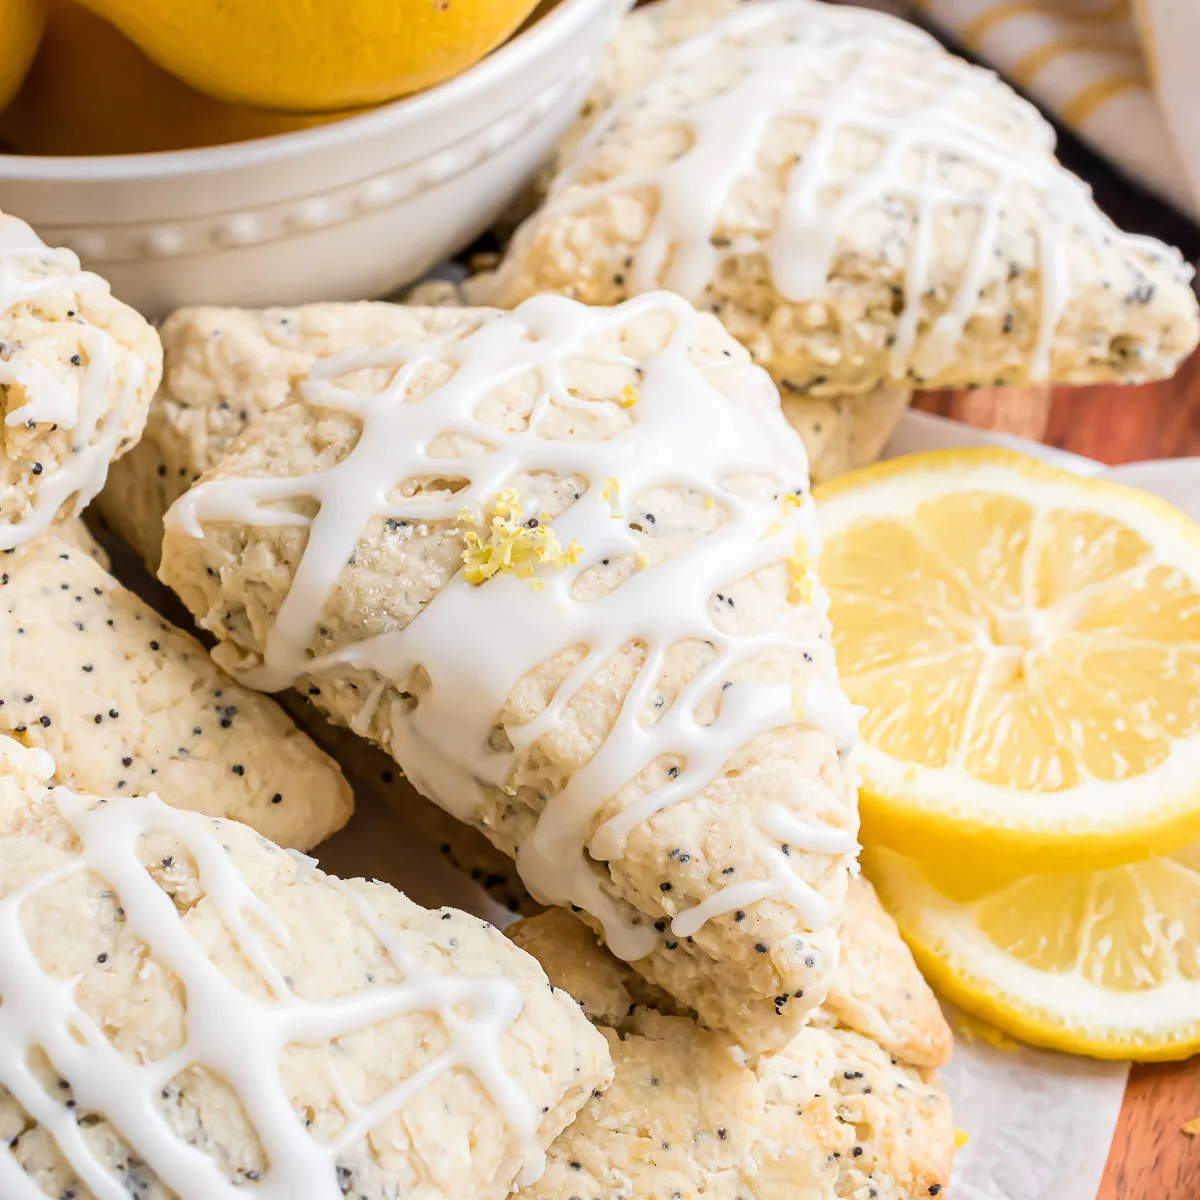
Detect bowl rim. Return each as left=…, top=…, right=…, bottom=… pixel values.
left=0, top=0, right=625, bottom=182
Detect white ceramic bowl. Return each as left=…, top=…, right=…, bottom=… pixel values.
left=0, top=0, right=630, bottom=318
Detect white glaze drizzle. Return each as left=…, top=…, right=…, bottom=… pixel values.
left=168, top=292, right=859, bottom=965
left=491, top=0, right=1178, bottom=382
left=0, top=216, right=144, bottom=551
left=0, top=746, right=545, bottom=1198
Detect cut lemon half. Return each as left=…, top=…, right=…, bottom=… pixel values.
left=865, top=840, right=1200, bottom=1061
left=816, top=448, right=1200, bottom=872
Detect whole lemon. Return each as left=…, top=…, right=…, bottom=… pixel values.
left=2, top=1, right=349, bottom=156
left=0, top=0, right=45, bottom=112
left=75, top=0, right=544, bottom=112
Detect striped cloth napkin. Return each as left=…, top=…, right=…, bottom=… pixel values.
left=909, top=0, right=1200, bottom=219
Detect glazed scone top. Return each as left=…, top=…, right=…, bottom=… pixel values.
left=0, top=214, right=161, bottom=550
left=483, top=0, right=1198, bottom=394
left=165, top=292, right=860, bottom=966
left=0, top=736, right=610, bottom=1199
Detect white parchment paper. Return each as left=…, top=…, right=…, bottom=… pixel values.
left=940, top=1015, right=1129, bottom=1200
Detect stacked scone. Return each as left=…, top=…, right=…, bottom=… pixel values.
left=0, top=0, right=1197, bottom=1197
left=470, top=0, right=1197, bottom=481
left=0, top=216, right=959, bottom=1197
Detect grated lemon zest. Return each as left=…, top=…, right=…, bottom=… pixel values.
left=791, top=681, right=806, bottom=723
left=636, top=552, right=650, bottom=569
left=459, top=487, right=582, bottom=584
left=618, top=383, right=639, bottom=408
left=602, top=476, right=623, bottom=518
left=782, top=492, right=802, bottom=510
left=705, top=495, right=715, bottom=510
left=1183, top=1118, right=1200, bottom=1137
left=787, top=536, right=813, bottom=605
left=953, top=1129, right=970, bottom=1148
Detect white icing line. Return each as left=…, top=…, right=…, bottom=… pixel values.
left=168, top=291, right=859, bottom=963
left=0, top=774, right=544, bottom=1196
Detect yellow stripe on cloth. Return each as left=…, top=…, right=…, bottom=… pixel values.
left=1010, top=36, right=1143, bottom=89
left=912, top=0, right=1198, bottom=213
left=1061, top=71, right=1148, bottom=124
left=961, top=0, right=1129, bottom=53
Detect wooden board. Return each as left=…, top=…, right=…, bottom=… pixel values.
left=914, top=360, right=1200, bottom=1200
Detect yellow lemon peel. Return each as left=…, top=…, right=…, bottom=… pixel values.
left=459, top=487, right=581, bottom=584
left=953, top=1129, right=970, bottom=1149
left=787, top=536, right=813, bottom=605
left=704, top=495, right=715, bottom=511
left=618, top=383, right=639, bottom=408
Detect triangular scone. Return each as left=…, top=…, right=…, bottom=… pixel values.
left=156, top=293, right=862, bottom=1053
left=0, top=736, right=611, bottom=1200
left=508, top=899, right=954, bottom=1200
left=1, top=536, right=353, bottom=850
left=479, top=0, right=1199, bottom=397
left=0, top=212, right=162, bottom=550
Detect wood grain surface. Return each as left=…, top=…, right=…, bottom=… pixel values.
left=914, top=355, right=1200, bottom=1200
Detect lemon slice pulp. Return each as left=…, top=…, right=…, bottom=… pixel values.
left=866, top=839, right=1200, bottom=1060
left=817, top=448, right=1200, bottom=871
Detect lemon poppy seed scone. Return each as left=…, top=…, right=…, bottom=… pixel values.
left=507, top=902, right=954, bottom=1200
left=0, top=212, right=162, bottom=551
left=0, top=737, right=611, bottom=1200
left=0, top=535, right=353, bottom=850
left=99, top=301, right=489, bottom=571
left=478, top=0, right=1199, bottom=402
left=158, top=292, right=862, bottom=1051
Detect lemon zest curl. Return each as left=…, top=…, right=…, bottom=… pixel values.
left=787, top=536, right=813, bottom=605
left=459, top=487, right=581, bottom=585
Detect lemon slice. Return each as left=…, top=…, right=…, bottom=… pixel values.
left=865, top=840, right=1200, bottom=1060
left=816, top=448, right=1200, bottom=872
